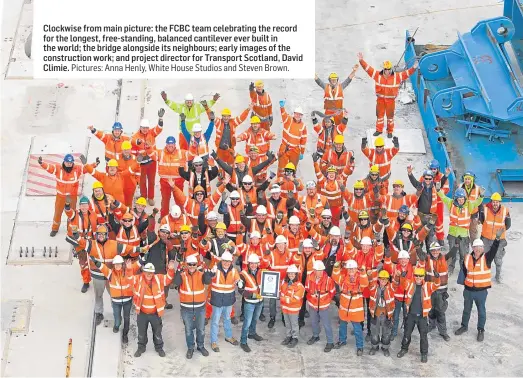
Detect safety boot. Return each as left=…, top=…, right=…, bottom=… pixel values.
left=382, top=347, right=390, bottom=357
left=113, top=326, right=119, bottom=333
left=397, top=349, right=408, bottom=358
left=441, top=333, right=450, bottom=341
left=268, top=317, right=275, bottom=329
left=387, top=133, right=393, bottom=138
left=357, top=348, right=364, bottom=356
left=157, top=349, right=166, bottom=357
left=248, top=333, right=263, bottom=341
left=454, top=326, right=468, bottom=335
left=369, top=346, right=379, bottom=355
left=230, top=316, right=239, bottom=325
left=186, top=349, right=194, bottom=359
left=241, top=343, right=251, bottom=353
left=421, top=354, right=428, bottom=363
left=373, top=131, right=382, bottom=137
left=307, top=336, right=320, bottom=345
left=259, top=313, right=266, bottom=322
left=95, top=313, right=104, bottom=326
left=477, top=329, right=485, bottom=342
left=287, top=338, right=298, bottom=348
left=333, top=341, right=346, bottom=349
left=81, top=283, right=90, bottom=293
left=324, top=343, right=334, bottom=353
left=281, top=336, right=292, bottom=346
left=165, top=303, right=173, bottom=310
left=134, top=347, right=145, bottom=357
left=197, top=346, right=209, bottom=357
left=122, top=333, right=128, bottom=344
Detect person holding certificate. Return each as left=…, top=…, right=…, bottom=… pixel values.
left=280, top=265, right=305, bottom=348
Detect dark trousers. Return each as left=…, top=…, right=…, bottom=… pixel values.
left=137, top=312, right=164, bottom=351
left=461, top=289, right=488, bottom=330
left=298, top=291, right=308, bottom=321
left=111, top=300, right=132, bottom=335
left=401, top=313, right=429, bottom=354
left=360, top=298, right=372, bottom=335
left=429, top=290, right=448, bottom=335
left=181, top=306, right=205, bottom=350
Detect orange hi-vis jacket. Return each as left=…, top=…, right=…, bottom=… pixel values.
left=230, top=166, right=255, bottom=189
left=280, top=279, right=305, bottom=314
left=240, top=268, right=264, bottom=304
left=131, top=124, right=163, bottom=165
left=419, top=255, right=448, bottom=290
left=85, top=165, right=131, bottom=204
left=362, top=146, right=399, bottom=179
left=323, top=83, right=344, bottom=111
left=298, top=192, right=328, bottom=221
left=263, top=248, right=292, bottom=279
left=150, top=147, right=187, bottom=182
left=238, top=186, right=258, bottom=209
left=88, top=194, right=121, bottom=226
left=344, top=191, right=376, bottom=223
left=320, top=148, right=355, bottom=182
left=272, top=177, right=304, bottom=199
left=314, top=119, right=347, bottom=152
left=226, top=203, right=245, bottom=236
left=346, top=220, right=383, bottom=249
left=368, top=271, right=397, bottom=319
left=332, top=267, right=369, bottom=322
left=481, top=205, right=509, bottom=240
left=419, top=171, right=449, bottom=204
left=237, top=128, right=276, bottom=155
left=212, top=108, right=250, bottom=151
left=236, top=242, right=267, bottom=271
left=460, top=183, right=481, bottom=215
left=314, top=162, right=344, bottom=207
left=176, top=269, right=208, bottom=308
left=250, top=89, right=273, bottom=121
left=305, top=272, right=336, bottom=310
left=449, top=203, right=471, bottom=229
left=117, top=155, right=140, bottom=187
left=464, top=254, right=492, bottom=289
left=363, top=176, right=389, bottom=198
left=359, top=59, right=417, bottom=100
left=246, top=155, right=270, bottom=184
left=292, top=250, right=324, bottom=281
left=116, top=225, right=141, bottom=250
left=404, top=276, right=440, bottom=317
left=130, top=269, right=174, bottom=317
left=210, top=265, right=240, bottom=301
left=382, top=193, right=418, bottom=218
left=266, top=197, right=287, bottom=220
left=40, top=161, right=93, bottom=196
left=382, top=259, right=414, bottom=302
left=172, top=183, right=223, bottom=225
left=188, top=135, right=211, bottom=161
left=188, top=169, right=213, bottom=198
left=65, top=208, right=94, bottom=240
left=279, top=107, right=307, bottom=156
left=159, top=213, right=190, bottom=234
left=99, top=262, right=133, bottom=302
left=274, top=226, right=310, bottom=255
left=93, top=130, right=131, bottom=161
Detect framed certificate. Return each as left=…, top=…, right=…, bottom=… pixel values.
left=260, top=271, right=281, bottom=299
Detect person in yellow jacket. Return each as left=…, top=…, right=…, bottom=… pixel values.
left=161, top=91, right=219, bottom=150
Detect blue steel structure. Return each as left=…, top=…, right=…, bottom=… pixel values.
left=405, top=0, right=523, bottom=202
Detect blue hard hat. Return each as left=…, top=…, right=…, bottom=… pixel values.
left=462, top=171, right=475, bottom=179
left=429, top=159, right=440, bottom=169
left=454, top=188, right=466, bottom=198
left=166, top=136, right=176, bottom=144
left=423, top=169, right=434, bottom=177
left=112, top=122, right=123, bottom=130
left=79, top=196, right=89, bottom=204
left=64, top=154, right=74, bottom=163
left=398, top=205, right=410, bottom=214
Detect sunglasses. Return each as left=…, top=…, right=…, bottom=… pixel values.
left=122, top=219, right=133, bottom=222
left=322, top=216, right=332, bottom=220
left=424, top=177, right=433, bottom=181
left=193, top=163, right=203, bottom=167
left=187, top=263, right=197, bottom=267
left=393, top=185, right=402, bottom=188
left=414, top=274, right=424, bottom=278
left=355, top=188, right=363, bottom=191
left=196, top=192, right=204, bottom=196
left=231, top=198, right=240, bottom=201
left=180, top=231, right=190, bottom=235
left=244, top=183, right=253, bottom=186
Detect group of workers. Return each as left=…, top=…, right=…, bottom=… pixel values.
left=37, top=54, right=512, bottom=362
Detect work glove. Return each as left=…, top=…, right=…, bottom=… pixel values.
left=38, top=156, right=43, bottom=165
left=136, top=139, right=142, bottom=145
left=161, top=91, right=168, bottom=101
left=266, top=151, right=275, bottom=161
left=392, top=136, right=399, bottom=148
left=312, top=152, right=320, bottom=163
left=264, top=249, right=271, bottom=256
left=180, top=113, right=186, bottom=122
left=176, top=251, right=184, bottom=263
left=333, top=261, right=341, bottom=269
left=209, top=111, right=215, bottom=121
left=265, top=227, right=272, bottom=234
left=139, top=246, right=149, bottom=255
left=342, top=210, right=349, bottom=221
left=299, top=154, right=304, bottom=161
left=495, top=227, right=505, bottom=239
left=210, top=150, right=218, bottom=160
left=380, top=216, right=390, bottom=226
left=191, top=225, right=199, bottom=236
left=245, top=194, right=251, bottom=204
left=435, top=181, right=441, bottom=191
left=305, top=221, right=312, bottom=231
left=152, top=208, right=159, bottom=216
left=200, top=100, right=208, bottom=108
left=95, top=157, right=100, bottom=166
left=221, top=191, right=228, bottom=201
left=412, top=239, right=421, bottom=248
left=433, top=270, right=440, bottom=278
left=249, top=82, right=254, bottom=91
left=339, top=183, right=346, bottom=192
left=65, top=195, right=72, bottom=206
left=479, top=186, right=486, bottom=197
left=317, top=148, right=325, bottom=157
left=361, top=137, right=368, bottom=149
left=89, top=255, right=102, bottom=268
left=213, top=93, right=221, bottom=101
left=428, top=215, right=437, bottom=226
left=279, top=100, right=286, bottom=108
left=201, top=238, right=208, bottom=246
left=293, top=179, right=300, bottom=187
left=79, top=154, right=87, bottom=164
left=211, top=265, right=218, bottom=274
left=401, top=271, right=407, bottom=278
left=158, top=108, right=165, bottom=118
left=276, top=211, right=284, bottom=221
left=350, top=154, right=355, bottom=164
left=417, top=249, right=427, bottom=261
left=238, top=279, right=245, bottom=289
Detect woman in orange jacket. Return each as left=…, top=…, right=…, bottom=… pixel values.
left=86, top=159, right=132, bottom=204
left=280, top=264, right=305, bottom=348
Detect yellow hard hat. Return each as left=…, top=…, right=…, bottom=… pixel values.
left=135, top=197, right=147, bottom=206
left=358, top=210, right=369, bottom=219
left=401, top=223, right=413, bottom=231
left=328, top=72, right=338, bottom=79
left=235, top=155, right=245, bottom=164
left=378, top=270, right=390, bottom=279
left=255, top=80, right=264, bottom=87
left=222, top=108, right=231, bottom=116
left=215, top=222, right=227, bottom=230
left=370, top=165, right=379, bottom=174
left=491, top=192, right=501, bottom=201
left=383, top=60, right=393, bottom=69
left=250, top=115, right=261, bottom=124
left=327, top=166, right=337, bottom=173
left=96, top=224, right=108, bottom=234
left=121, top=141, right=132, bottom=150
left=285, top=162, right=296, bottom=171
left=393, top=179, right=404, bottom=186
left=354, top=180, right=365, bottom=189
left=92, top=181, right=104, bottom=190
left=333, top=134, right=344, bottom=144
left=194, top=185, right=205, bottom=194
left=414, top=267, right=426, bottom=276
left=180, top=224, right=191, bottom=233
left=122, top=212, right=134, bottom=221
left=107, top=159, right=118, bottom=167
left=374, top=136, right=385, bottom=147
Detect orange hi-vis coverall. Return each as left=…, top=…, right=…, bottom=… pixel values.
left=116, top=155, right=141, bottom=207
left=237, top=127, right=276, bottom=156
left=92, top=129, right=130, bottom=161
left=362, top=145, right=399, bottom=191
left=131, top=123, right=163, bottom=201
left=250, top=88, right=273, bottom=131
left=320, top=148, right=355, bottom=184
left=210, top=107, right=250, bottom=165
left=313, top=116, right=347, bottom=153
left=278, top=107, right=307, bottom=173
left=359, top=59, right=416, bottom=133
left=172, top=183, right=224, bottom=226
left=39, top=160, right=95, bottom=232
left=65, top=205, right=95, bottom=284
left=85, top=165, right=132, bottom=205
left=426, top=171, right=450, bottom=241
left=315, top=76, right=353, bottom=125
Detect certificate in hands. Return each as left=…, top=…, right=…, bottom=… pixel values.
left=260, top=271, right=281, bottom=299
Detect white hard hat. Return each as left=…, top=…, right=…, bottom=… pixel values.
left=302, top=239, right=314, bottom=248
left=360, top=236, right=372, bottom=246
left=143, top=263, right=155, bottom=273
left=270, top=184, right=281, bottom=194
left=275, top=235, right=287, bottom=244
left=192, top=123, right=203, bottom=133
left=256, top=205, right=267, bottom=215
left=289, top=216, right=300, bottom=225
left=113, top=255, right=124, bottom=264
left=170, top=205, right=181, bottom=217
left=186, top=255, right=198, bottom=264
left=250, top=231, right=261, bottom=239
left=247, top=254, right=260, bottom=263
left=321, top=209, right=332, bottom=217
left=221, top=251, right=233, bottom=261
left=206, top=211, right=218, bottom=221
left=313, top=260, right=325, bottom=271
left=185, top=93, right=194, bottom=101
left=193, top=156, right=203, bottom=164
left=140, top=119, right=150, bottom=128
left=294, top=107, right=303, bottom=114
left=398, top=250, right=410, bottom=259
left=472, top=239, right=484, bottom=247
left=329, top=226, right=341, bottom=236
left=242, top=175, right=253, bottom=183
left=306, top=181, right=316, bottom=189
left=230, top=190, right=240, bottom=199
left=287, top=264, right=299, bottom=274
left=429, top=242, right=442, bottom=250
left=345, top=259, right=358, bottom=269
left=159, top=224, right=171, bottom=233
